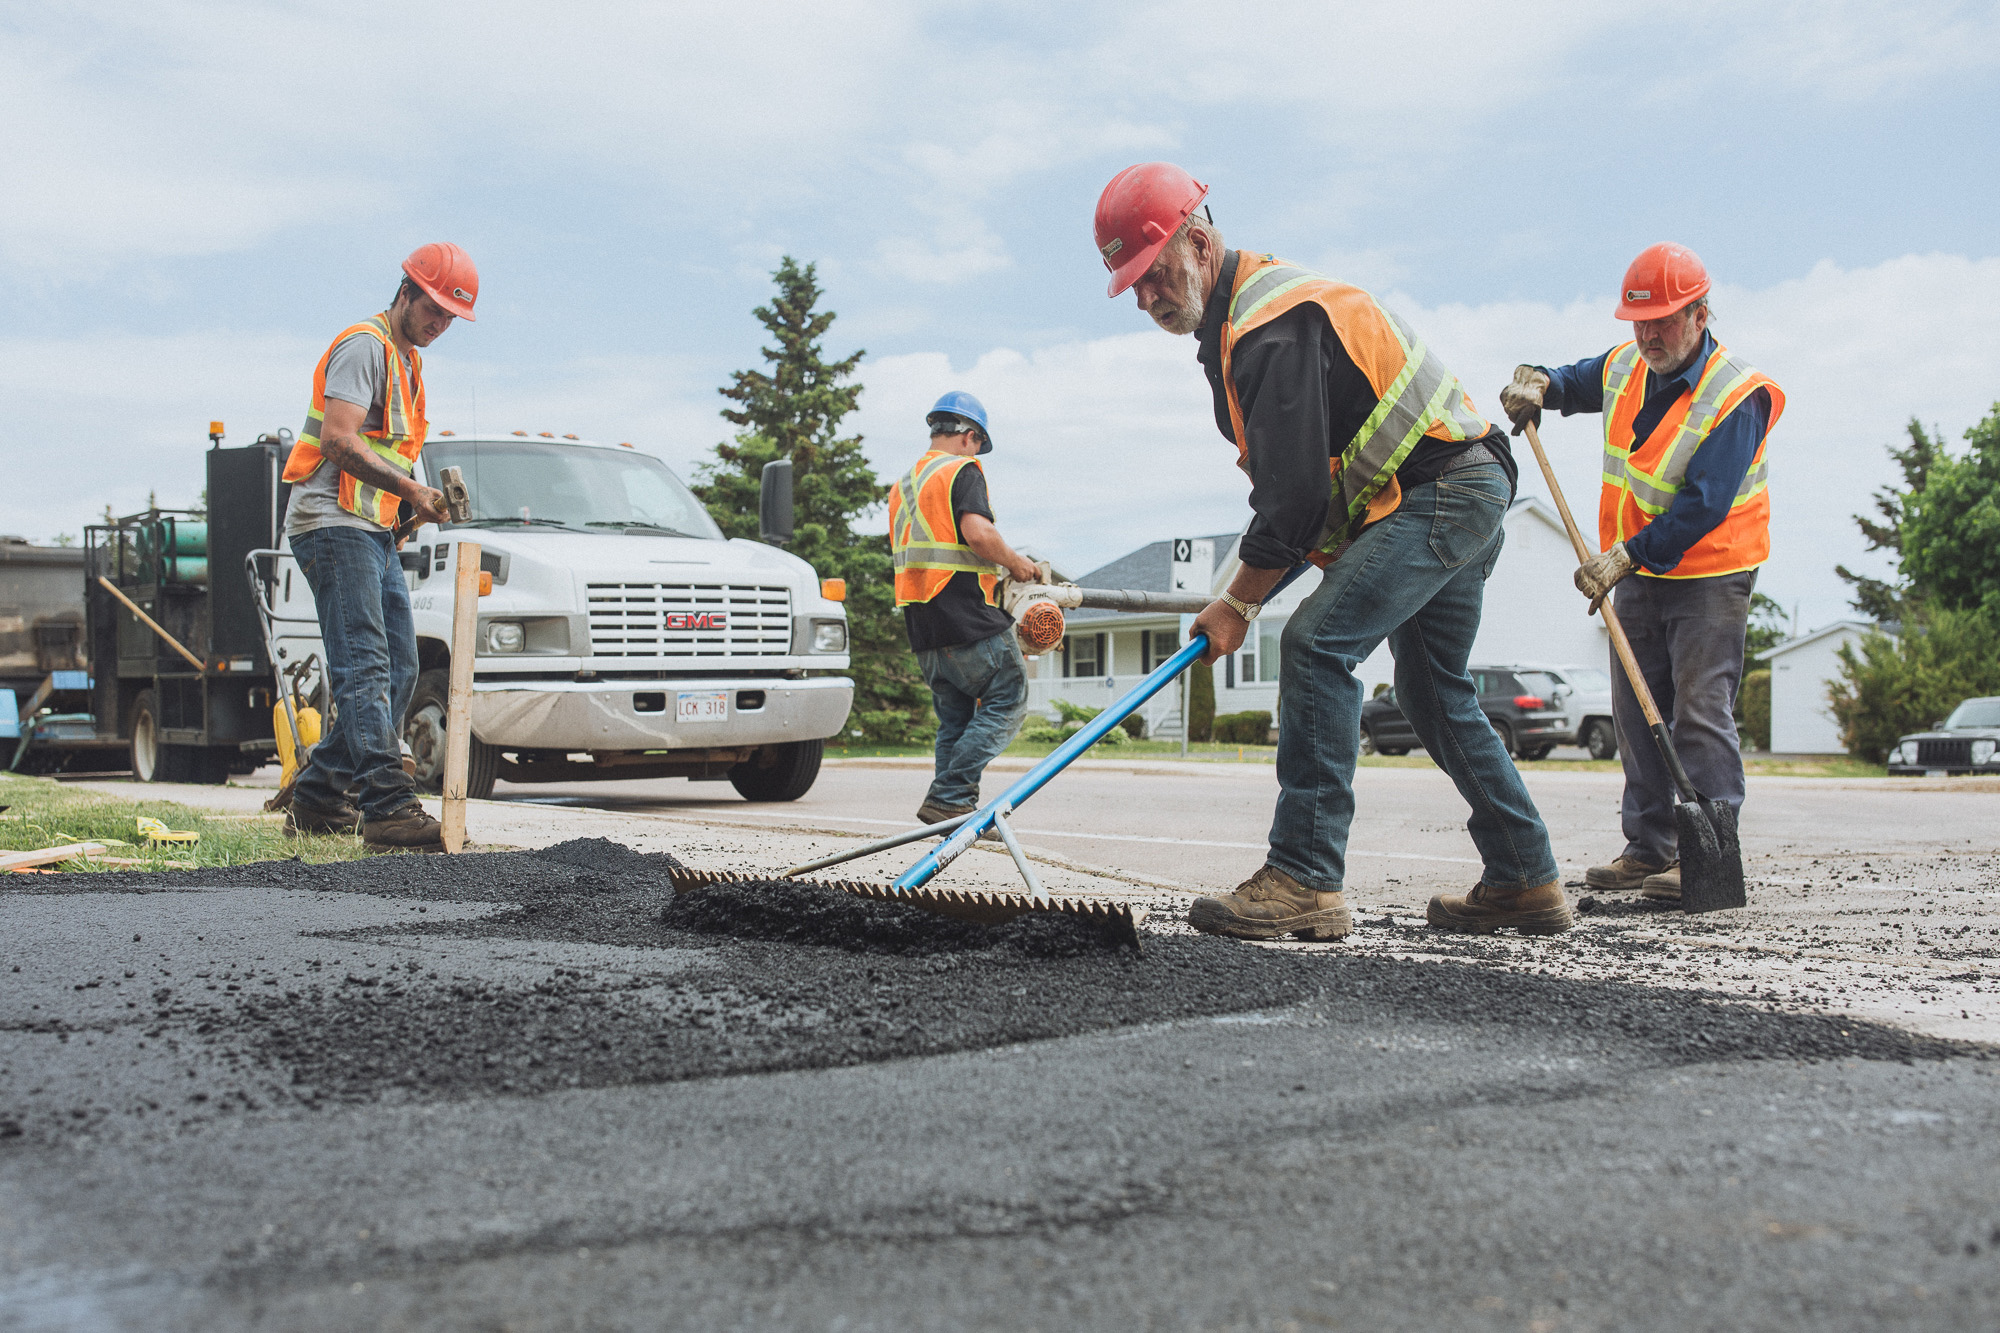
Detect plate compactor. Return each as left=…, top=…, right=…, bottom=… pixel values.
left=669, top=564, right=1311, bottom=948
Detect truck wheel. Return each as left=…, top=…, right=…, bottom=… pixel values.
left=1359, top=725, right=1378, bottom=756
left=1583, top=719, right=1618, bottom=761
left=130, top=690, right=163, bottom=781
left=1490, top=719, right=1517, bottom=758
left=729, top=738, right=824, bottom=802
left=404, top=669, right=499, bottom=800
left=1522, top=743, right=1555, bottom=761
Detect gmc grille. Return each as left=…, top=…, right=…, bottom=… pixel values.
left=587, top=583, right=792, bottom=658
left=1916, top=738, right=1972, bottom=767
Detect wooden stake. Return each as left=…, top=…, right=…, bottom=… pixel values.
left=441, top=541, right=481, bottom=854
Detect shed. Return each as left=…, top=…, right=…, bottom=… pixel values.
left=1758, top=620, right=1882, bottom=754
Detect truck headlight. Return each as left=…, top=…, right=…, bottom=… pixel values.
left=1973, top=740, right=1996, bottom=765
left=1894, top=741, right=1918, bottom=765
left=811, top=619, right=848, bottom=653
left=486, top=621, right=525, bottom=653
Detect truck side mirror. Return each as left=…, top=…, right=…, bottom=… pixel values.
left=759, top=459, right=794, bottom=546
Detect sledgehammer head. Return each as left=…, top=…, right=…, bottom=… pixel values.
left=438, top=466, right=472, bottom=523
left=1675, top=797, right=1745, bottom=913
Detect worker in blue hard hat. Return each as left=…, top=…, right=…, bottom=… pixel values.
left=887, top=392, right=1039, bottom=827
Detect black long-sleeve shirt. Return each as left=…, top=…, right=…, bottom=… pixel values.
left=1195, top=248, right=1515, bottom=570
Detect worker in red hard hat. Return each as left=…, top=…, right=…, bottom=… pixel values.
left=1094, top=163, right=1570, bottom=942
left=889, top=392, right=1040, bottom=830
left=1499, top=243, right=1784, bottom=904
left=278, top=242, right=480, bottom=851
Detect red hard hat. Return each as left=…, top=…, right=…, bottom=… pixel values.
left=1094, top=162, right=1209, bottom=297
left=1615, top=243, right=1709, bottom=321
left=402, top=242, right=479, bottom=321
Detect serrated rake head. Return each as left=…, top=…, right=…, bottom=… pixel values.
left=668, top=866, right=1147, bottom=949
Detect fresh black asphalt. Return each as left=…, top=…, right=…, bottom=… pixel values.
left=2, top=839, right=1996, bottom=1329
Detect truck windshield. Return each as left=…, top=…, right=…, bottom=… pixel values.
left=423, top=440, right=723, bottom=539
left=1563, top=668, right=1612, bottom=693
left=1945, top=699, right=2000, bottom=728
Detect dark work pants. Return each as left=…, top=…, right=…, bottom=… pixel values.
left=1608, top=569, right=1755, bottom=866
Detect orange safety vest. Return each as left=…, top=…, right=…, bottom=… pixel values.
left=281, top=314, right=428, bottom=528
left=1218, top=251, right=1494, bottom=563
left=888, top=450, right=1000, bottom=608
left=1598, top=340, right=1784, bottom=578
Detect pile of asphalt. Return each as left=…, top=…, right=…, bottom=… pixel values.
left=16, top=839, right=1983, bottom=1127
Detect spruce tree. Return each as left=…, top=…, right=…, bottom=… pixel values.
left=1834, top=418, right=1942, bottom=622
left=691, top=258, right=931, bottom=743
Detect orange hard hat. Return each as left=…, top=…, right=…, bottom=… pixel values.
left=1615, top=243, right=1709, bottom=321
left=1094, top=162, right=1209, bottom=297
left=402, top=242, right=479, bottom=321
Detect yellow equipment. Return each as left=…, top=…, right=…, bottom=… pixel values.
left=274, top=701, right=322, bottom=790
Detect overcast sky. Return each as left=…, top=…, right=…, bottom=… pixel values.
left=4, top=0, right=1996, bottom=631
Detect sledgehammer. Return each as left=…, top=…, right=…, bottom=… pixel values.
left=1520, top=421, right=1745, bottom=913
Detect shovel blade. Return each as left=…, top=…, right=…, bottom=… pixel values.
left=1675, top=798, right=1745, bottom=913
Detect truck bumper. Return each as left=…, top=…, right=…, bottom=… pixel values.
left=469, top=676, right=853, bottom=752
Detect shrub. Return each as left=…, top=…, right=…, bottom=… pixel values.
left=1050, top=699, right=1100, bottom=725
left=1020, top=724, right=1067, bottom=745
left=1738, top=669, right=1771, bottom=751
left=1212, top=710, right=1273, bottom=745
left=1120, top=714, right=1145, bottom=740
left=1829, top=607, right=2000, bottom=761
left=1187, top=661, right=1215, bottom=742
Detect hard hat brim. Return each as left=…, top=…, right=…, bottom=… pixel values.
left=1104, top=241, right=1169, bottom=298
left=403, top=262, right=478, bottom=321
left=1614, top=289, right=1704, bottom=321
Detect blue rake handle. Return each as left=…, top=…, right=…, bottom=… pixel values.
left=892, top=563, right=1311, bottom=895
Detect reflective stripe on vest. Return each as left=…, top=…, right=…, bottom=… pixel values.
left=1597, top=339, right=1786, bottom=579
left=1219, top=252, right=1492, bottom=556
left=888, top=450, right=1000, bottom=607
left=280, top=315, right=428, bottom=528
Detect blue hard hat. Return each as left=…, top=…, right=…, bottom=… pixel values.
left=927, top=390, right=992, bottom=453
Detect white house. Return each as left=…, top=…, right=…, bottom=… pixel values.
left=1758, top=620, right=1882, bottom=754
left=1027, top=499, right=1610, bottom=737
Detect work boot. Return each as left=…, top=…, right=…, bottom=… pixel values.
left=361, top=803, right=445, bottom=853
left=1187, top=865, right=1351, bottom=942
left=1584, top=854, right=1665, bottom=891
left=1639, top=862, right=1682, bottom=903
left=1426, top=879, right=1574, bottom=935
left=915, top=800, right=999, bottom=841
left=285, top=795, right=359, bottom=837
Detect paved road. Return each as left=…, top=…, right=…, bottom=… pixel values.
left=5, top=764, right=1997, bottom=1329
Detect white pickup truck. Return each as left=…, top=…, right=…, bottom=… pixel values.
left=271, top=432, right=852, bottom=801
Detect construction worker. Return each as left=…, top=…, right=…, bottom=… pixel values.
left=890, top=392, right=1039, bottom=827
left=1500, top=244, right=1784, bottom=904
left=1093, top=163, right=1572, bottom=940
left=279, top=243, right=478, bottom=851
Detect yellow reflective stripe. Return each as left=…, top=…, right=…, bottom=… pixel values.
left=1231, top=267, right=1315, bottom=330
left=890, top=455, right=990, bottom=574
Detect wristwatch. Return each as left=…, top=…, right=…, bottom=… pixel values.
left=1218, top=591, right=1262, bottom=622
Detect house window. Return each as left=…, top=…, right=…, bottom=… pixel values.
left=1239, top=646, right=1254, bottom=684
left=1140, top=629, right=1178, bottom=673
left=1258, top=619, right=1285, bottom=682
left=1064, top=632, right=1105, bottom=678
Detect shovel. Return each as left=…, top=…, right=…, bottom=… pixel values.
left=1519, top=420, right=1745, bottom=913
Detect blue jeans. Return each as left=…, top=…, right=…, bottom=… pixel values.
left=917, top=628, right=1028, bottom=809
left=290, top=526, right=419, bottom=820
left=1608, top=569, right=1755, bottom=866
left=1270, top=461, right=1558, bottom=893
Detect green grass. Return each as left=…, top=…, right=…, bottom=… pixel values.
left=0, top=771, right=373, bottom=873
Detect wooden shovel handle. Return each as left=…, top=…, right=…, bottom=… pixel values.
left=1518, top=422, right=1666, bottom=733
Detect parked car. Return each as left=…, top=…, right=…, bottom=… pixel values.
left=1359, top=666, right=1572, bottom=760
left=1544, top=663, right=1617, bottom=760
left=1885, top=697, right=2000, bottom=776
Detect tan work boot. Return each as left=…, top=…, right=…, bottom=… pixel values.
left=1639, top=862, right=1682, bottom=903
left=1584, top=854, right=1665, bottom=891
left=1426, top=879, right=1574, bottom=935
left=285, top=794, right=359, bottom=837
left=1187, top=865, right=1351, bottom=942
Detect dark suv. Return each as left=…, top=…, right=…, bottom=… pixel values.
left=1885, top=696, right=2000, bottom=775
left=1360, top=667, right=1571, bottom=760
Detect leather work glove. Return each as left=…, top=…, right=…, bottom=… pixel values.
left=1498, top=364, right=1550, bottom=436
left=1574, top=542, right=1635, bottom=614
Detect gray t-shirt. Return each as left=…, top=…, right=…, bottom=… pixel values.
left=285, top=331, right=413, bottom=536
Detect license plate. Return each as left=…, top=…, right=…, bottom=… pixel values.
left=676, top=690, right=729, bottom=723
left=1925, top=769, right=1947, bottom=777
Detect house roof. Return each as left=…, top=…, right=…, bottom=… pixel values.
left=1757, top=620, right=1884, bottom=661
